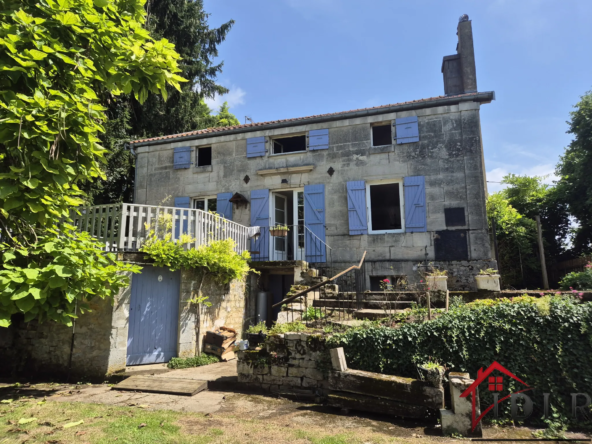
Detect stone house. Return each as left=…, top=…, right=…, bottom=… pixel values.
left=129, top=17, right=496, bottom=305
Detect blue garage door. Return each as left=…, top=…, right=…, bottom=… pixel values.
left=126, top=267, right=180, bottom=365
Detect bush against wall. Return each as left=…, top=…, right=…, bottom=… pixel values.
left=559, top=262, right=592, bottom=290
left=329, top=296, right=592, bottom=421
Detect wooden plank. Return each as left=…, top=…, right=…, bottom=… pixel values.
left=113, top=376, right=207, bottom=396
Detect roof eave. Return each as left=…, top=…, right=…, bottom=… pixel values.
left=130, top=91, right=495, bottom=148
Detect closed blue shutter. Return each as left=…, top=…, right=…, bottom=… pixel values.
left=308, top=129, right=329, bottom=150
left=174, top=196, right=190, bottom=239
left=216, top=192, right=233, bottom=220
left=403, top=176, right=426, bottom=232
left=247, top=136, right=266, bottom=158
left=250, top=189, right=270, bottom=260
left=396, top=117, right=419, bottom=144
left=304, top=184, right=326, bottom=262
left=173, top=146, right=191, bottom=169
left=346, top=181, right=368, bottom=235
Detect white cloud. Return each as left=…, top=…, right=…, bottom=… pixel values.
left=486, top=163, right=557, bottom=194
left=204, top=84, right=246, bottom=112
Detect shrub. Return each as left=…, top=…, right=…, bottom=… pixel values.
left=329, top=296, right=592, bottom=422
left=559, top=266, right=592, bottom=290
left=302, top=307, right=324, bottom=321
left=167, top=354, right=220, bottom=369
left=246, top=322, right=268, bottom=334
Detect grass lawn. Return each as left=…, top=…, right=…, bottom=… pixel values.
left=0, top=398, right=409, bottom=444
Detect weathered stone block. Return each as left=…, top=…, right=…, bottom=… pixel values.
left=271, top=365, right=288, bottom=377
left=304, top=368, right=325, bottom=381
left=327, top=391, right=429, bottom=419
left=302, top=377, right=318, bottom=388
left=288, top=367, right=307, bottom=378
left=253, top=365, right=269, bottom=375
left=330, top=348, right=348, bottom=372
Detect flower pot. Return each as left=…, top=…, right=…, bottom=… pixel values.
left=418, top=365, right=445, bottom=388
left=426, top=275, right=448, bottom=291
left=270, top=229, right=288, bottom=237
left=247, top=332, right=267, bottom=348
left=475, top=275, right=501, bottom=291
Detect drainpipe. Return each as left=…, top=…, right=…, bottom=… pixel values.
left=66, top=300, right=78, bottom=382
left=125, top=142, right=137, bottom=204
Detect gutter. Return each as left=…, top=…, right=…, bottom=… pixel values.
left=130, top=91, right=495, bottom=148
left=125, top=142, right=137, bottom=203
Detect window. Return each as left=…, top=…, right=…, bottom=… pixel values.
left=372, top=124, right=392, bottom=147
left=196, top=146, right=212, bottom=167
left=193, top=197, right=217, bottom=213
left=272, top=135, right=306, bottom=154
left=367, top=181, right=404, bottom=233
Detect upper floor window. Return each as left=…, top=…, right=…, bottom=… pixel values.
left=193, top=197, right=217, bottom=213
left=372, top=123, right=392, bottom=147
left=366, top=180, right=404, bottom=234
left=272, top=135, right=306, bottom=154
left=196, top=146, right=212, bottom=166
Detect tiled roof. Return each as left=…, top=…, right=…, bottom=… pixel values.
left=130, top=92, right=491, bottom=145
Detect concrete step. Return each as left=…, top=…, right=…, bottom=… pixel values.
left=320, top=291, right=419, bottom=301
left=314, top=299, right=414, bottom=309
left=353, top=309, right=409, bottom=320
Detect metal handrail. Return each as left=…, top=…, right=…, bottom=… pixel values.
left=272, top=251, right=367, bottom=309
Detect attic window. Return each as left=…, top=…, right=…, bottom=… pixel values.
left=273, top=135, right=306, bottom=154
left=372, top=124, right=392, bottom=147
left=197, top=146, right=212, bottom=166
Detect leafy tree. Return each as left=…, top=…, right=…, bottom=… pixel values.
left=212, top=101, right=240, bottom=128
left=556, top=91, right=592, bottom=253
left=0, top=0, right=184, bottom=327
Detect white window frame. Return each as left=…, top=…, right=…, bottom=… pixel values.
left=366, top=179, right=405, bottom=234
left=269, top=133, right=308, bottom=156
left=192, top=196, right=217, bottom=212
left=370, top=121, right=393, bottom=148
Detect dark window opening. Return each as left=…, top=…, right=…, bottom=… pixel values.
left=434, top=230, right=468, bottom=261
left=197, top=146, right=212, bottom=166
left=273, top=135, right=306, bottom=154
left=369, top=275, right=407, bottom=291
left=445, top=207, right=466, bottom=227
left=369, top=183, right=402, bottom=231
left=193, top=199, right=217, bottom=213
left=372, top=124, right=392, bottom=146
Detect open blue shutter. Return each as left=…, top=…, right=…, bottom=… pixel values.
left=247, top=136, right=266, bottom=158
left=173, top=146, right=191, bottom=169
left=396, top=117, right=419, bottom=144
left=216, top=192, right=233, bottom=220
left=308, top=129, right=329, bottom=150
left=404, top=176, right=426, bottom=232
left=174, top=196, right=190, bottom=239
left=304, top=184, right=326, bottom=262
left=250, top=189, right=270, bottom=260
left=346, top=181, right=368, bottom=235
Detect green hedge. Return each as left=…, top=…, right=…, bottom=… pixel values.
left=329, top=297, right=592, bottom=421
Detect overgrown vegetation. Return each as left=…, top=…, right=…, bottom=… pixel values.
left=268, top=321, right=308, bottom=335
left=246, top=321, right=267, bottom=334
left=559, top=262, right=592, bottom=290
left=167, top=353, right=220, bottom=369
left=0, top=0, right=183, bottom=326
left=329, top=296, right=592, bottom=422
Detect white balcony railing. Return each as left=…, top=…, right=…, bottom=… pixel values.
left=72, top=203, right=250, bottom=254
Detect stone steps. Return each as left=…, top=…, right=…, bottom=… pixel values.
left=313, top=299, right=414, bottom=310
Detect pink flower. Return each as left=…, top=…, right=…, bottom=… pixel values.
left=539, top=292, right=544, bottom=296
left=382, top=279, right=390, bottom=284
left=570, top=287, right=573, bottom=290
left=579, top=292, right=584, bottom=296
left=556, top=292, right=561, bottom=295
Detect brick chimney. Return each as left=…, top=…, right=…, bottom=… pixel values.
left=442, top=14, right=478, bottom=95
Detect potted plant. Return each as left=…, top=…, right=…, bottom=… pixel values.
left=418, top=361, right=446, bottom=388
left=269, top=225, right=289, bottom=237
left=246, top=322, right=268, bottom=348
left=475, top=268, right=501, bottom=291
left=425, top=267, right=448, bottom=291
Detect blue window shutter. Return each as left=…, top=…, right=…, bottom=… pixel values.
left=396, top=117, right=419, bottom=144
left=346, top=181, right=368, bottom=235
left=216, top=192, right=233, bottom=220
left=173, top=146, right=191, bottom=169
left=404, top=176, right=427, bottom=232
left=250, top=189, right=270, bottom=260
left=247, top=136, right=266, bottom=158
left=174, top=196, right=190, bottom=238
left=304, top=184, right=326, bottom=262
left=308, top=129, right=329, bottom=150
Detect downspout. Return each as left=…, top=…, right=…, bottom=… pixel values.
left=66, top=300, right=78, bottom=382
left=125, top=142, right=137, bottom=203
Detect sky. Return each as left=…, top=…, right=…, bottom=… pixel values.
left=202, top=0, right=592, bottom=193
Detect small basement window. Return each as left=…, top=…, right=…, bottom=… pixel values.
left=273, top=135, right=306, bottom=154
left=367, top=181, right=403, bottom=233
left=193, top=197, right=217, bottom=213
left=196, top=146, right=212, bottom=167
left=372, top=124, right=392, bottom=147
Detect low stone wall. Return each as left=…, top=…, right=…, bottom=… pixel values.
left=237, top=333, right=331, bottom=395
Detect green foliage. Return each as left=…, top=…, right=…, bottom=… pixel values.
left=0, top=0, right=181, bottom=326
left=246, top=321, right=268, bottom=334
left=212, top=101, right=240, bottom=128
left=329, top=296, right=591, bottom=421
left=532, top=407, right=569, bottom=440
left=559, top=265, right=592, bottom=290
left=478, top=268, right=499, bottom=275
left=268, top=321, right=307, bottom=335
left=302, top=307, right=324, bottom=321
left=556, top=91, right=592, bottom=253
left=167, top=353, right=220, bottom=369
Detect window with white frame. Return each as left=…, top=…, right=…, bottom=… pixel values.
left=366, top=180, right=404, bottom=233
left=193, top=197, right=217, bottom=213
